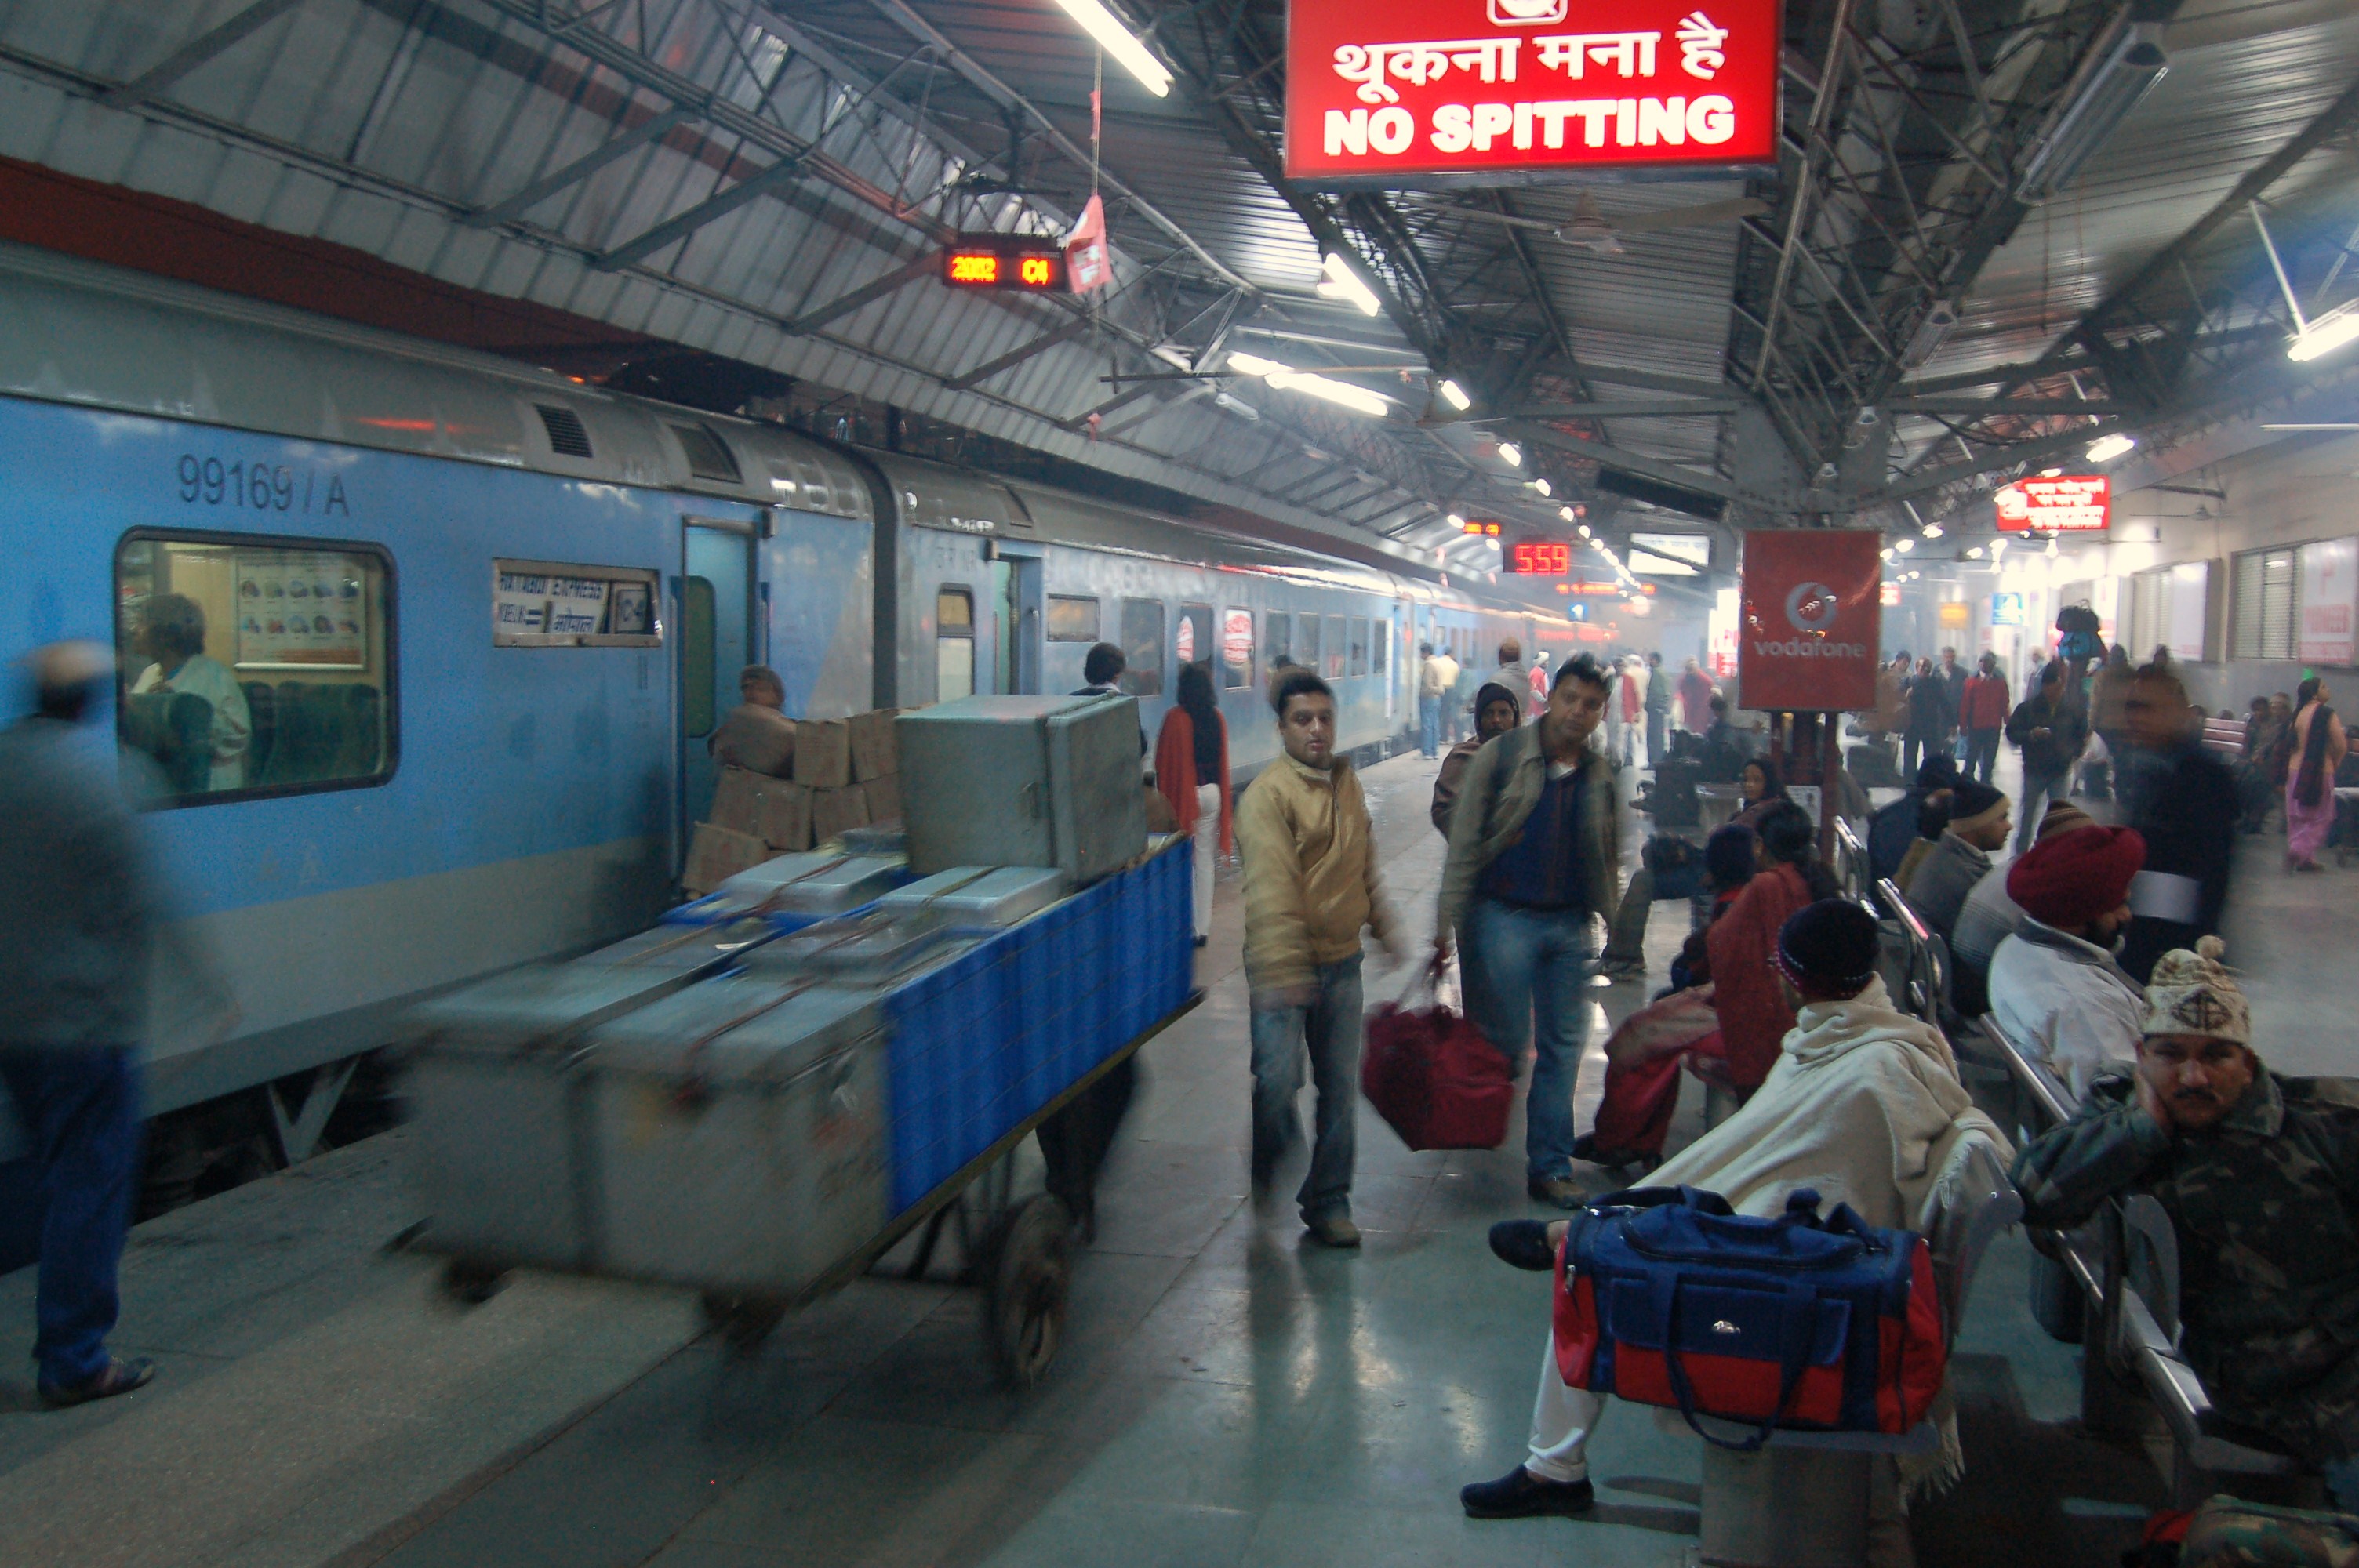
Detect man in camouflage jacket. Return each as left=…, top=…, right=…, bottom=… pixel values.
left=2014, top=936, right=2359, bottom=1497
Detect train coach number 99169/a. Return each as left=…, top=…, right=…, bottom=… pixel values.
left=176, top=455, right=351, bottom=517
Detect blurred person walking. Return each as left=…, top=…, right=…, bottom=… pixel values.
left=1156, top=662, right=1233, bottom=947
left=1676, top=658, right=1714, bottom=734
left=2115, top=663, right=2239, bottom=984
left=2286, top=676, right=2348, bottom=876
left=2007, top=662, right=2087, bottom=854
left=1416, top=642, right=1446, bottom=758
left=1, top=644, right=208, bottom=1406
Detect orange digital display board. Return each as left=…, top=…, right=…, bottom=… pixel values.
left=942, top=237, right=1068, bottom=292
left=1507, top=539, right=1572, bottom=575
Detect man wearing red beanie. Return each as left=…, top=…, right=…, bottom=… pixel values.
left=1989, top=825, right=2147, bottom=1098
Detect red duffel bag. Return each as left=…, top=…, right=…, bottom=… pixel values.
left=1361, top=970, right=1512, bottom=1151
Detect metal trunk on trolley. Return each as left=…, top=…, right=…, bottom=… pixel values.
left=894, top=695, right=1146, bottom=883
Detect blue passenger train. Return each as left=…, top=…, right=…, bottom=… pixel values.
left=0, top=242, right=1595, bottom=1181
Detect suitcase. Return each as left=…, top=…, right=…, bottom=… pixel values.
left=1361, top=980, right=1512, bottom=1151
left=895, top=695, right=1146, bottom=882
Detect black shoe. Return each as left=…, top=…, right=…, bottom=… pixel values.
left=1488, top=1220, right=1556, bottom=1272
left=1572, top=1133, right=1645, bottom=1172
left=38, top=1356, right=156, bottom=1410
left=1527, top=1175, right=1586, bottom=1210
left=1461, top=1467, right=1594, bottom=1519
left=1193, top=935, right=1208, bottom=948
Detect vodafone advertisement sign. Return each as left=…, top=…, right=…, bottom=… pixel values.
left=1737, top=530, right=1881, bottom=712
left=1284, top=0, right=1779, bottom=182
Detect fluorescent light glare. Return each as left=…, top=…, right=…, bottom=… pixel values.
left=2086, top=432, right=2137, bottom=463
left=1446, top=513, right=1467, bottom=531
left=2290, top=300, right=2359, bottom=363
left=1895, top=538, right=1915, bottom=554
left=1049, top=0, right=1172, bottom=95
left=1226, top=350, right=1390, bottom=417
left=1317, top=254, right=1383, bottom=316
left=1558, top=506, right=1576, bottom=522
left=1496, top=441, right=1522, bottom=469
left=1967, top=546, right=1985, bottom=559
left=1577, top=524, right=1591, bottom=538
left=1438, top=378, right=1471, bottom=412
left=1921, top=524, right=1944, bottom=539
left=1531, top=478, right=1551, bottom=497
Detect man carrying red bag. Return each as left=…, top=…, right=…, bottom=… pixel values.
left=1459, top=901, right=2005, bottom=1526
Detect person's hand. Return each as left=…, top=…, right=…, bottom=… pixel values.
left=1378, top=931, right=1410, bottom=970
left=2135, top=1071, right=2175, bottom=1136
left=2030, top=726, right=2052, bottom=742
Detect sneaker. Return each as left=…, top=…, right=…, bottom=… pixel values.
left=1488, top=1219, right=1557, bottom=1272
left=1527, top=1175, right=1587, bottom=1210
left=1461, top=1466, right=1594, bottom=1519
left=38, top=1356, right=156, bottom=1410
left=1304, top=1213, right=1362, bottom=1249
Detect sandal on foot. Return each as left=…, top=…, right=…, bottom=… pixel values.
left=39, top=1356, right=155, bottom=1410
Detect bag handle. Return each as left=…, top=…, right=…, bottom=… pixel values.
left=1654, top=1274, right=1820, bottom=1452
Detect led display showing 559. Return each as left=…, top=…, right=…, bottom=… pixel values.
left=1507, top=539, right=1572, bottom=575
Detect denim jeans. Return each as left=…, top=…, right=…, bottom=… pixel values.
left=0, top=1046, right=143, bottom=1389
left=1462, top=899, right=1594, bottom=1182
left=1250, top=955, right=1365, bottom=1223
left=1965, top=728, right=2001, bottom=785
left=1419, top=695, right=1441, bottom=758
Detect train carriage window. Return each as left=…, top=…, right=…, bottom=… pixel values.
left=1324, top=615, right=1347, bottom=679
left=1263, top=610, right=1291, bottom=670
left=1119, top=598, right=1164, bottom=696
left=1176, top=603, right=1213, bottom=675
left=1372, top=619, right=1390, bottom=676
left=1296, top=614, right=1320, bottom=673
left=1220, top=608, right=1253, bottom=689
left=1046, top=595, right=1100, bottom=642
left=115, top=531, right=395, bottom=805
left=670, top=423, right=742, bottom=485
left=1348, top=618, right=1369, bottom=677
left=936, top=586, right=976, bottom=702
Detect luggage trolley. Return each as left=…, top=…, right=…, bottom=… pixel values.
left=405, top=838, right=1197, bottom=1389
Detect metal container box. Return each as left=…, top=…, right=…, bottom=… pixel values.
left=581, top=980, right=889, bottom=1295
left=878, top=866, right=1070, bottom=927
left=895, top=695, right=1145, bottom=882
left=768, top=855, right=906, bottom=916
left=704, top=851, right=845, bottom=916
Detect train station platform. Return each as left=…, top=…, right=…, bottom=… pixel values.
left=19, top=743, right=2339, bottom=1568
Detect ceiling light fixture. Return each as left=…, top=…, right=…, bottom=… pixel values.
left=1317, top=253, right=1383, bottom=316
left=1578, top=524, right=1592, bottom=538
left=2015, top=22, right=2167, bottom=202
left=1225, top=351, right=1390, bottom=418
left=1558, top=505, right=1576, bottom=522
left=1445, top=513, right=1466, bottom=531
left=2086, top=432, right=2137, bottom=463
left=1921, top=523, right=1944, bottom=539
left=1496, top=441, right=1523, bottom=468
left=1967, top=546, right=1985, bottom=559
left=1531, top=477, right=1552, bottom=497
left=2289, top=300, right=2359, bottom=364
left=1049, top=0, right=1173, bottom=95
left=1895, top=539, right=1915, bottom=554
left=1438, top=378, right=1472, bottom=412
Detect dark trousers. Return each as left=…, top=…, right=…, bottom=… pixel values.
left=1965, top=728, right=2001, bottom=785
left=1645, top=708, right=1668, bottom=768
left=0, top=1046, right=142, bottom=1389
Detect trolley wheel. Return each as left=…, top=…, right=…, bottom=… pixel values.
left=699, top=1291, right=787, bottom=1355
left=439, top=1258, right=507, bottom=1305
left=983, top=1194, right=1074, bottom=1389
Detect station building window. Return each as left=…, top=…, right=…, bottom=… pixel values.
left=1325, top=615, right=1347, bottom=679
left=115, top=530, right=395, bottom=804
left=1221, top=608, right=1253, bottom=689
left=1046, top=594, right=1100, bottom=642
left=2231, top=547, right=2297, bottom=661
left=1120, top=598, right=1164, bottom=697
left=936, top=585, right=976, bottom=701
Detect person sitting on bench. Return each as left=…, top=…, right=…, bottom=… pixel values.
left=1463, top=901, right=2004, bottom=1532
left=2013, top=938, right=2359, bottom=1507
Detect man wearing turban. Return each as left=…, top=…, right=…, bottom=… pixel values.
left=1987, top=825, right=2149, bottom=1099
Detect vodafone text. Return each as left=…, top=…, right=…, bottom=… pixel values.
left=1750, top=640, right=1869, bottom=659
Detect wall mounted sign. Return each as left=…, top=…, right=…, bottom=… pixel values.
left=1736, top=529, right=1880, bottom=711
left=2299, top=536, right=2357, bottom=666
left=1284, top=0, right=1780, bottom=183
left=1994, top=474, right=2110, bottom=532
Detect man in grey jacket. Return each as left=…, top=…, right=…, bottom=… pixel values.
left=0, top=644, right=177, bottom=1406
left=1435, top=655, right=1621, bottom=1207
left=1897, top=779, right=2009, bottom=944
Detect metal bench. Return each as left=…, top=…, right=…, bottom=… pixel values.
left=1833, top=818, right=1873, bottom=902
left=1663, top=1132, right=2023, bottom=1567
left=1874, top=878, right=1953, bottom=1031
left=1975, top=1014, right=2300, bottom=1500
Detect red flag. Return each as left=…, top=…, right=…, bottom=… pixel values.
left=1066, top=194, right=1110, bottom=295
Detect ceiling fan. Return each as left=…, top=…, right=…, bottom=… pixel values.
left=1459, top=191, right=1768, bottom=255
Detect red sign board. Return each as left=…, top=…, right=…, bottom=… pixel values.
left=1507, top=538, right=1572, bottom=574
left=1737, top=529, right=1881, bottom=712
left=1285, top=0, right=1780, bottom=183
left=1994, top=474, right=2110, bottom=532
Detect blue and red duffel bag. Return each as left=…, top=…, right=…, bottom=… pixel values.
left=1553, top=1185, right=1946, bottom=1450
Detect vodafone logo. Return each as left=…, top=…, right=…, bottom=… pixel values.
left=1783, top=582, right=1842, bottom=633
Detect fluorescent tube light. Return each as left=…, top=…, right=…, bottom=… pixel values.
left=1317, top=254, right=1383, bottom=316
left=1049, top=0, right=1172, bottom=96
left=1531, top=478, right=1552, bottom=497
left=1226, top=351, right=1391, bottom=417
left=2290, top=300, right=2359, bottom=363
left=1496, top=442, right=1522, bottom=468
left=2016, top=24, right=2167, bottom=202
left=1438, top=378, right=1471, bottom=412
left=1921, top=523, right=1944, bottom=539
left=2086, top=432, right=2136, bottom=463
left=1895, top=539, right=1914, bottom=554
left=1558, top=506, right=1576, bottom=522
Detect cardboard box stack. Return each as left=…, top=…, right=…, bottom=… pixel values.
left=682, top=707, right=903, bottom=895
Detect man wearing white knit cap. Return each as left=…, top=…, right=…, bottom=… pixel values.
left=2016, top=937, right=2359, bottom=1504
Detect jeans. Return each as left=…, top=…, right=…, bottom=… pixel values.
left=1462, top=899, right=1594, bottom=1182
left=1419, top=694, right=1441, bottom=758
left=2016, top=764, right=2069, bottom=853
left=0, top=1046, right=143, bottom=1389
left=1645, top=708, right=1668, bottom=768
left=1965, top=728, right=2001, bottom=785
left=1250, top=955, right=1364, bottom=1223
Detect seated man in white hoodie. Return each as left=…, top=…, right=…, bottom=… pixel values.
left=1986, top=824, right=2147, bottom=1100
left=1462, top=900, right=2005, bottom=1535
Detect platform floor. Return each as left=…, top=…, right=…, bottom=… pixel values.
left=5, top=742, right=2343, bottom=1568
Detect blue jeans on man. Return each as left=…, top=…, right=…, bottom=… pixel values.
left=1462, top=901, right=1593, bottom=1184
left=0, top=1046, right=143, bottom=1392
left=1249, top=956, right=1364, bottom=1224
left=1419, top=695, right=1441, bottom=758
left=2016, top=764, right=2070, bottom=853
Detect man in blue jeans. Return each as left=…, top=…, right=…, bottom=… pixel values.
left=0, top=643, right=178, bottom=1406
left=1435, top=655, right=1623, bottom=1207
left=1237, top=671, right=1403, bottom=1247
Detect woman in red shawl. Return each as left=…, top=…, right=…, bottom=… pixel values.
left=1155, top=661, right=1233, bottom=946
left=1703, top=800, right=1841, bottom=1107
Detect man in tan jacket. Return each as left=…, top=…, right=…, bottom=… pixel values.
left=1238, top=670, right=1402, bottom=1247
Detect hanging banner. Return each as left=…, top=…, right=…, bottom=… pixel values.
left=1994, top=474, right=2110, bottom=532
left=1736, top=529, right=1881, bottom=711
left=2299, top=536, right=2358, bottom=666
left=1064, top=194, right=1110, bottom=295
left=1283, top=0, right=1779, bottom=183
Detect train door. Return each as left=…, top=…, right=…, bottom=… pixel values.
left=680, top=516, right=758, bottom=836
left=998, top=549, right=1045, bottom=695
